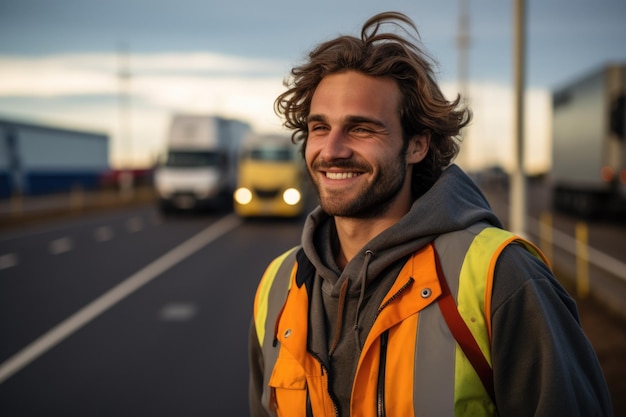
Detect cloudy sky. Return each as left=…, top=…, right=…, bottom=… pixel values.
left=1, top=0, right=625, bottom=172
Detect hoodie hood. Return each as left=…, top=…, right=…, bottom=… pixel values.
left=301, top=164, right=502, bottom=296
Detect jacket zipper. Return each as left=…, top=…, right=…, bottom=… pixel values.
left=375, top=277, right=414, bottom=320
left=307, top=350, right=340, bottom=416
left=373, top=279, right=412, bottom=416
left=306, top=389, right=313, bottom=417
left=300, top=278, right=412, bottom=416
left=377, top=330, right=389, bottom=417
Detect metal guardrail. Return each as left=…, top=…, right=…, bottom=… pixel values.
left=528, top=215, right=626, bottom=284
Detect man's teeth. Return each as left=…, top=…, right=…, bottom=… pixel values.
left=326, top=172, right=360, bottom=180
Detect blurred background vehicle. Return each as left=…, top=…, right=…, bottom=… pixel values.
left=551, top=63, right=626, bottom=218
left=0, top=119, right=109, bottom=199
left=154, top=114, right=251, bottom=214
left=233, top=133, right=308, bottom=218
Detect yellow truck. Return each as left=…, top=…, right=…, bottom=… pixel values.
left=234, top=134, right=308, bottom=218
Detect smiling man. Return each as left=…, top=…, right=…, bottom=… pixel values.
left=306, top=71, right=429, bottom=263
left=248, top=11, right=612, bottom=417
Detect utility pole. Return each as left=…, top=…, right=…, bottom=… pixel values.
left=511, top=0, right=527, bottom=236
left=456, top=0, right=471, bottom=169
left=117, top=43, right=134, bottom=196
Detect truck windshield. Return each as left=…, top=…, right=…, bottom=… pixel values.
left=165, top=151, right=223, bottom=168
left=248, top=147, right=293, bottom=162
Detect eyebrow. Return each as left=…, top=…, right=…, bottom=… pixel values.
left=307, top=114, right=387, bottom=129
left=307, top=114, right=326, bottom=124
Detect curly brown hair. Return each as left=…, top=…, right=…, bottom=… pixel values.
left=274, top=11, right=471, bottom=198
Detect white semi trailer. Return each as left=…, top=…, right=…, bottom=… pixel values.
left=551, top=64, right=626, bottom=217
left=0, top=118, right=109, bottom=199
left=154, top=114, right=251, bottom=212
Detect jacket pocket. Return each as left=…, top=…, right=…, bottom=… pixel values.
left=268, top=353, right=307, bottom=416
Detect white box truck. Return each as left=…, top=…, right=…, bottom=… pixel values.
left=551, top=64, right=626, bottom=217
left=154, top=115, right=251, bottom=213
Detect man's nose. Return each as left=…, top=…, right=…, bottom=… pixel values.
left=320, top=129, right=352, bottom=160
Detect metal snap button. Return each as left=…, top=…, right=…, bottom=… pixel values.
left=421, top=288, right=432, bottom=298
left=284, top=329, right=292, bottom=338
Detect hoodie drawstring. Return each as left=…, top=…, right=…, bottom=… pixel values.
left=354, top=249, right=374, bottom=353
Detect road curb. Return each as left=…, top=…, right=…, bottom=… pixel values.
left=0, top=188, right=156, bottom=231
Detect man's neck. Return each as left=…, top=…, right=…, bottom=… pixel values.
left=333, top=215, right=401, bottom=269
left=329, top=180, right=415, bottom=269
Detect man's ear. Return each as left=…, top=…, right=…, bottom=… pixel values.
left=406, top=132, right=430, bottom=164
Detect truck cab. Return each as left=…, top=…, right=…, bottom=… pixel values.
left=154, top=115, right=250, bottom=213
left=233, top=134, right=308, bottom=218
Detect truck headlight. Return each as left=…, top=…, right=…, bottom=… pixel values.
left=283, top=188, right=301, bottom=206
left=234, top=187, right=253, bottom=205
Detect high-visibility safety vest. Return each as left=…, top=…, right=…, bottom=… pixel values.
left=252, top=224, right=549, bottom=417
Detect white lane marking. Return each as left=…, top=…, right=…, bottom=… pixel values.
left=0, top=214, right=242, bottom=384
left=126, top=217, right=143, bottom=233
left=0, top=253, right=18, bottom=270
left=94, top=226, right=114, bottom=242
left=49, top=237, right=73, bottom=255
left=159, top=303, right=198, bottom=322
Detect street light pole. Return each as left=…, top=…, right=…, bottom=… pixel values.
left=456, top=0, right=471, bottom=169
left=117, top=43, right=134, bottom=196
left=511, top=0, right=527, bottom=236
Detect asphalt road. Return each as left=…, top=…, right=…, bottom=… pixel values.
left=0, top=184, right=624, bottom=416
left=0, top=206, right=302, bottom=416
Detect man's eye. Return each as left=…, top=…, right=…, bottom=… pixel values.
left=352, top=126, right=374, bottom=135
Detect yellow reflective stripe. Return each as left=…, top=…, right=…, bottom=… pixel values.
left=254, top=247, right=298, bottom=346
left=458, top=228, right=511, bottom=362
left=454, top=227, right=548, bottom=414
left=454, top=227, right=513, bottom=414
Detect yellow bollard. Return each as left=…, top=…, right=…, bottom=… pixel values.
left=539, top=211, right=553, bottom=264
left=10, top=192, right=23, bottom=218
left=70, top=183, right=85, bottom=212
left=119, top=171, right=135, bottom=200
left=575, top=222, right=590, bottom=299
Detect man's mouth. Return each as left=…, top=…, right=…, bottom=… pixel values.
left=325, top=172, right=362, bottom=180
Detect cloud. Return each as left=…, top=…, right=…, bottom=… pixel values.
left=0, top=54, right=117, bottom=96
left=0, top=52, right=290, bottom=165
left=450, top=82, right=552, bottom=174
left=0, top=52, right=287, bottom=94
left=0, top=52, right=551, bottom=171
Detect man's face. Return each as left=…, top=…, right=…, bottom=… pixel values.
left=305, top=71, right=427, bottom=219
